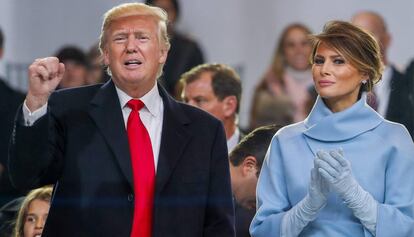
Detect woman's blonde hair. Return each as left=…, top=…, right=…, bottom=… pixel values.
left=13, top=185, right=53, bottom=237
left=310, top=20, right=384, bottom=92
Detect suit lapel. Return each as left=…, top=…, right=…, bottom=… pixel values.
left=155, top=85, right=192, bottom=194
left=88, top=80, right=133, bottom=188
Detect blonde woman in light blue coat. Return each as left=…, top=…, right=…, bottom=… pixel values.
left=250, top=20, right=414, bottom=237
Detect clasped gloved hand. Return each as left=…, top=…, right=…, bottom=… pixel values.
left=315, top=149, right=356, bottom=199
left=315, top=149, right=378, bottom=235
left=308, top=166, right=330, bottom=210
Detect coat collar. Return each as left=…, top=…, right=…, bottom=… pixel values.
left=303, top=94, right=384, bottom=142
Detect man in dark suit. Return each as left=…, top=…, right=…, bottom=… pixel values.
left=180, top=63, right=243, bottom=153
left=8, top=3, right=234, bottom=237
left=0, top=27, right=25, bottom=207
left=352, top=11, right=414, bottom=139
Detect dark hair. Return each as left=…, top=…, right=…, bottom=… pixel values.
left=229, top=125, right=281, bottom=175
left=145, top=0, right=180, bottom=19
left=55, top=45, right=88, bottom=67
left=0, top=27, right=4, bottom=49
left=180, top=63, right=242, bottom=113
left=310, top=20, right=383, bottom=92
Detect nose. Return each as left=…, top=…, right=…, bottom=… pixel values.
left=126, top=35, right=137, bottom=53
left=35, top=217, right=45, bottom=229
left=320, top=62, right=331, bottom=76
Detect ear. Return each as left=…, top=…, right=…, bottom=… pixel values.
left=360, top=72, right=369, bottom=82
left=158, top=47, right=169, bottom=64
left=102, top=47, right=110, bottom=66
left=222, top=95, right=238, bottom=118
left=382, top=32, right=391, bottom=50
left=241, top=156, right=258, bottom=177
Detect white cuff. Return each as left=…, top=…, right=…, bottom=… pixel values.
left=22, top=100, right=48, bottom=126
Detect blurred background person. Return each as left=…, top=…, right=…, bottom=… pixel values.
left=0, top=197, right=24, bottom=237
left=180, top=63, right=242, bottom=152
left=352, top=11, right=414, bottom=139
left=146, top=0, right=205, bottom=98
left=229, top=124, right=281, bottom=237
left=85, top=42, right=109, bottom=85
left=54, top=45, right=88, bottom=89
left=0, top=27, right=25, bottom=208
left=13, top=186, right=53, bottom=237
left=251, top=21, right=414, bottom=237
left=249, top=23, right=314, bottom=130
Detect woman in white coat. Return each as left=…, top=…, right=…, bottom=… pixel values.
left=250, top=20, right=414, bottom=237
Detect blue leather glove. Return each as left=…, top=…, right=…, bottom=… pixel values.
left=316, top=149, right=378, bottom=235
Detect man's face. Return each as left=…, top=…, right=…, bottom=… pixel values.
left=183, top=72, right=227, bottom=122
left=352, top=13, right=390, bottom=56
left=103, top=15, right=167, bottom=95
left=229, top=158, right=259, bottom=210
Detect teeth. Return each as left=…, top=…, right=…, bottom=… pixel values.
left=125, top=60, right=141, bottom=65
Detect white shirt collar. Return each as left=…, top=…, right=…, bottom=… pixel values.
left=227, top=127, right=240, bottom=153
left=115, top=83, right=161, bottom=117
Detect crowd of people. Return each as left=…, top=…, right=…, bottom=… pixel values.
left=1, top=1, right=414, bottom=237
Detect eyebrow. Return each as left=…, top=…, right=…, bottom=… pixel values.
left=314, top=54, right=343, bottom=58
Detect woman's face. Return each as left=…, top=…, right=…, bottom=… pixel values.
left=312, top=42, right=367, bottom=112
left=23, top=199, right=50, bottom=237
left=283, top=27, right=312, bottom=71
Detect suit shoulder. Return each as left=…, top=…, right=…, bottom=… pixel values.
left=50, top=84, right=102, bottom=105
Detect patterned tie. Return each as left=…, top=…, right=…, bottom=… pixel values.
left=126, top=99, right=155, bottom=237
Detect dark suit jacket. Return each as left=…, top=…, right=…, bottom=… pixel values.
left=385, top=67, right=414, bottom=139
left=234, top=203, right=255, bottom=237
left=9, top=81, right=235, bottom=237
left=0, top=79, right=25, bottom=206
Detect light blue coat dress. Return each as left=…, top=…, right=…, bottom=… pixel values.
left=250, top=95, right=414, bottom=237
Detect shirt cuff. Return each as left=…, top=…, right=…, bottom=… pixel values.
left=22, top=100, right=48, bottom=126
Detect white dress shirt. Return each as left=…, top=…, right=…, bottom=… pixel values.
left=23, top=83, right=164, bottom=171
left=226, top=127, right=240, bottom=153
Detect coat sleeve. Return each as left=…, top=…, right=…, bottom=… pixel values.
left=203, top=121, right=235, bottom=237
left=250, top=135, right=291, bottom=237
left=8, top=95, right=64, bottom=191
left=375, top=127, right=414, bottom=237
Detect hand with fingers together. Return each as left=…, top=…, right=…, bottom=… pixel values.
left=315, top=149, right=378, bottom=234
left=315, top=149, right=358, bottom=199
left=26, top=57, right=65, bottom=112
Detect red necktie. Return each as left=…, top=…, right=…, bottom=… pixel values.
left=126, top=99, right=155, bottom=237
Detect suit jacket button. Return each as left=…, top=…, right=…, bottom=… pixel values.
left=128, top=194, right=134, bottom=202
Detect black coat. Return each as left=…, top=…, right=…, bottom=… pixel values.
left=385, top=67, right=414, bottom=139
left=9, top=80, right=235, bottom=237
left=0, top=79, right=25, bottom=206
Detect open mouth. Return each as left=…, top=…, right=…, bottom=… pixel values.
left=124, top=60, right=142, bottom=67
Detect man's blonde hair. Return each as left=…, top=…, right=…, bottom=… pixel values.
left=99, top=3, right=171, bottom=78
